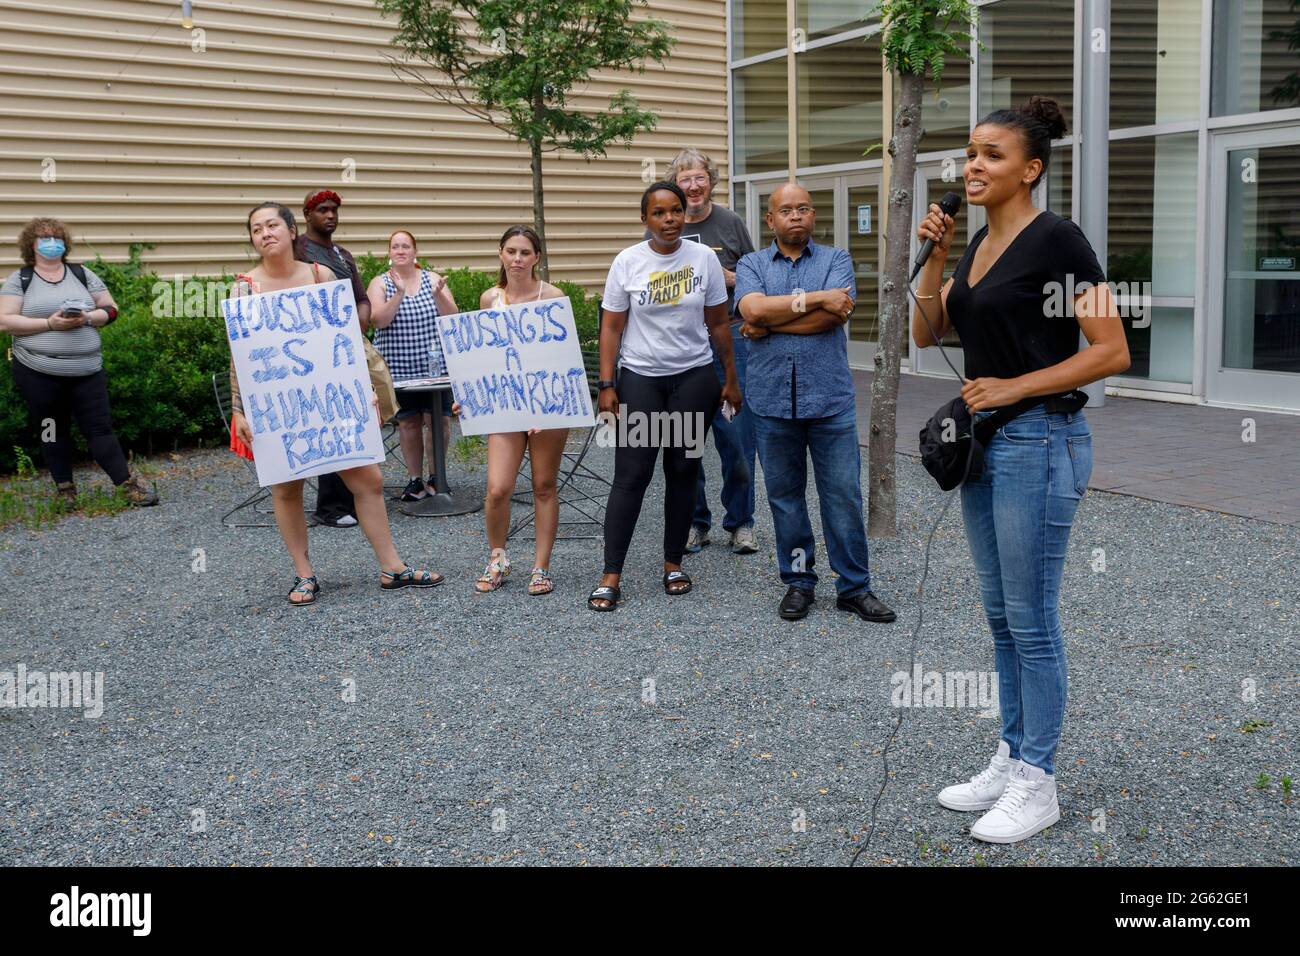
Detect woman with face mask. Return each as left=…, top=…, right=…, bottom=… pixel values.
left=0, top=218, right=158, bottom=506
left=229, top=202, right=444, bottom=606
left=366, top=229, right=458, bottom=502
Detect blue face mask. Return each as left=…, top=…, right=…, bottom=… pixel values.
left=36, top=237, right=66, bottom=259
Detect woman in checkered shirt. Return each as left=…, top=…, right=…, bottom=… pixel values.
left=368, top=230, right=459, bottom=502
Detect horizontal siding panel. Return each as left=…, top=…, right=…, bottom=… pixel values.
left=0, top=0, right=729, bottom=290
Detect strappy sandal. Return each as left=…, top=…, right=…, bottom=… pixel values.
left=288, top=575, right=320, bottom=606
left=587, top=584, right=621, bottom=611
left=527, top=567, right=554, bottom=596
left=474, top=551, right=511, bottom=592
left=380, top=566, right=444, bottom=590
left=663, top=569, right=692, bottom=595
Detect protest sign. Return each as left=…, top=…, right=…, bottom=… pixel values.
left=436, top=296, right=594, bottom=436
left=222, top=279, right=384, bottom=486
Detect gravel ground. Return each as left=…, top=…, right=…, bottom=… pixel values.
left=0, top=434, right=1295, bottom=867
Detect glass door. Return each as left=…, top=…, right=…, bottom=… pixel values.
left=1207, top=127, right=1300, bottom=411
left=846, top=172, right=884, bottom=369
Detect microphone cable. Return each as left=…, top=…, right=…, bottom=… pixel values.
left=849, top=276, right=976, bottom=866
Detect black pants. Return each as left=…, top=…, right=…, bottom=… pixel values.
left=11, top=360, right=130, bottom=485
left=603, top=364, right=720, bottom=575
left=314, top=470, right=356, bottom=521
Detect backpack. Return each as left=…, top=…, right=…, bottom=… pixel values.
left=19, top=262, right=90, bottom=295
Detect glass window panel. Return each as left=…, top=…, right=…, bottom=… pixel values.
left=1108, top=133, right=1198, bottom=382
left=796, top=0, right=876, bottom=45
left=734, top=58, right=790, bottom=176
left=732, top=0, right=789, bottom=60
left=977, top=0, right=1075, bottom=128
left=1044, top=142, right=1073, bottom=220
left=847, top=180, right=882, bottom=343
left=1223, top=142, right=1300, bottom=374
left=797, top=34, right=884, bottom=169
left=1212, top=0, right=1300, bottom=116
left=916, top=54, right=971, bottom=154
left=1111, top=0, right=1202, bottom=128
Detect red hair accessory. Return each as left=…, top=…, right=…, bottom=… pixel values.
left=304, top=190, right=342, bottom=212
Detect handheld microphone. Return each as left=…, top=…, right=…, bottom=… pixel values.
left=909, top=191, right=963, bottom=281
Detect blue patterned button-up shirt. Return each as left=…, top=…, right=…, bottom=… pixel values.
left=733, top=239, right=857, bottom=420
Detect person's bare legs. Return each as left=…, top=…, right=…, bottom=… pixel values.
left=397, top=415, right=423, bottom=479
left=527, top=429, right=568, bottom=571
left=484, top=432, right=528, bottom=550
left=271, top=479, right=314, bottom=602
left=337, top=464, right=405, bottom=575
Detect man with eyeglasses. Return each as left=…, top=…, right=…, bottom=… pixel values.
left=733, top=183, right=896, bottom=625
left=648, top=148, right=759, bottom=556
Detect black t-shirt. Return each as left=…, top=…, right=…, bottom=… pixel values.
left=946, top=211, right=1105, bottom=397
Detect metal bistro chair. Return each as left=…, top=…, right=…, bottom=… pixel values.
left=211, top=372, right=400, bottom=527
left=508, top=301, right=612, bottom=541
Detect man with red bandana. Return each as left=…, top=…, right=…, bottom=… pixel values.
left=296, top=189, right=373, bottom=528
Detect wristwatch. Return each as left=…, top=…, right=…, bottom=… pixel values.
left=596, top=380, right=617, bottom=391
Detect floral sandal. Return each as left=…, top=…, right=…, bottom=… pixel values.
left=380, top=566, right=444, bottom=590
left=474, top=551, right=511, bottom=592
left=527, top=567, right=554, bottom=596
left=288, top=575, right=320, bottom=606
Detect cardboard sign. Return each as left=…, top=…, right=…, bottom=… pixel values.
left=436, top=296, right=593, bottom=436
left=222, top=279, right=384, bottom=486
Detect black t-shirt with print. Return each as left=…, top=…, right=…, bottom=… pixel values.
left=945, top=211, right=1105, bottom=402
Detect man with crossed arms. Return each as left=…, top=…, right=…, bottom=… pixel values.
left=734, top=183, right=896, bottom=625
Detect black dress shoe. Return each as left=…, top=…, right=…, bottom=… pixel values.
left=778, top=586, right=815, bottom=621
left=836, top=590, right=897, bottom=623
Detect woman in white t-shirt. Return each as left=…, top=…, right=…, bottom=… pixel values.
left=587, top=182, right=742, bottom=611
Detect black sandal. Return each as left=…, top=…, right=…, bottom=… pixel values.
left=288, top=575, right=320, bottom=606
left=381, top=566, right=445, bottom=590
left=663, top=570, right=692, bottom=595
left=587, top=584, right=621, bottom=611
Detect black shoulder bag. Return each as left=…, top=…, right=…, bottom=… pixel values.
left=918, top=396, right=1044, bottom=491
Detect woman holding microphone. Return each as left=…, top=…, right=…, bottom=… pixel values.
left=587, top=182, right=740, bottom=611
left=911, top=97, right=1130, bottom=843
left=229, top=203, right=443, bottom=605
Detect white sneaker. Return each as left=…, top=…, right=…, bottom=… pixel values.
left=938, top=740, right=1017, bottom=811
left=970, top=760, right=1060, bottom=844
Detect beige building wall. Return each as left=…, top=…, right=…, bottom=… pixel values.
left=0, top=0, right=729, bottom=290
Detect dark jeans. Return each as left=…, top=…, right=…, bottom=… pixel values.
left=752, top=405, right=872, bottom=597
left=602, top=364, right=720, bottom=575
left=11, top=359, right=130, bottom=485
left=314, top=471, right=356, bottom=521
left=693, top=321, right=756, bottom=533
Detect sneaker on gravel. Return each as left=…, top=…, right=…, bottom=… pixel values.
left=685, top=525, right=710, bottom=553
left=118, top=475, right=159, bottom=507
left=730, top=526, right=758, bottom=554
left=969, top=760, right=1060, bottom=843
left=400, top=477, right=428, bottom=502
left=938, top=739, right=1017, bottom=812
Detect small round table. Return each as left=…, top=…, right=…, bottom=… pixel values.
left=391, top=378, right=482, bottom=517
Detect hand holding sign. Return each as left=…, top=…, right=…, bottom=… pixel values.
left=436, top=296, right=594, bottom=436
left=222, top=278, right=384, bottom=486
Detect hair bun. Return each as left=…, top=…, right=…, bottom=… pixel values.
left=1022, top=96, right=1068, bottom=140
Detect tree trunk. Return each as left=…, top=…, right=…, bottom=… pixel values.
left=529, top=136, right=550, bottom=281
left=867, top=70, right=924, bottom=538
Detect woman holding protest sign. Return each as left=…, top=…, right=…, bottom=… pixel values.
left=587, top=183, right=740, bottom=612
left=450, top=225, right=568, bottom=596
left=229, top=202, right=443, bottom=605
left=367, top=229, right=458, bottom=502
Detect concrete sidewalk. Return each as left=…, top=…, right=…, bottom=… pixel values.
left=853, top=369, right=1300, bottom=526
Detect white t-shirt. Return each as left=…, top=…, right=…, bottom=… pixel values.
left=601, top=239, right=728, bottom=376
